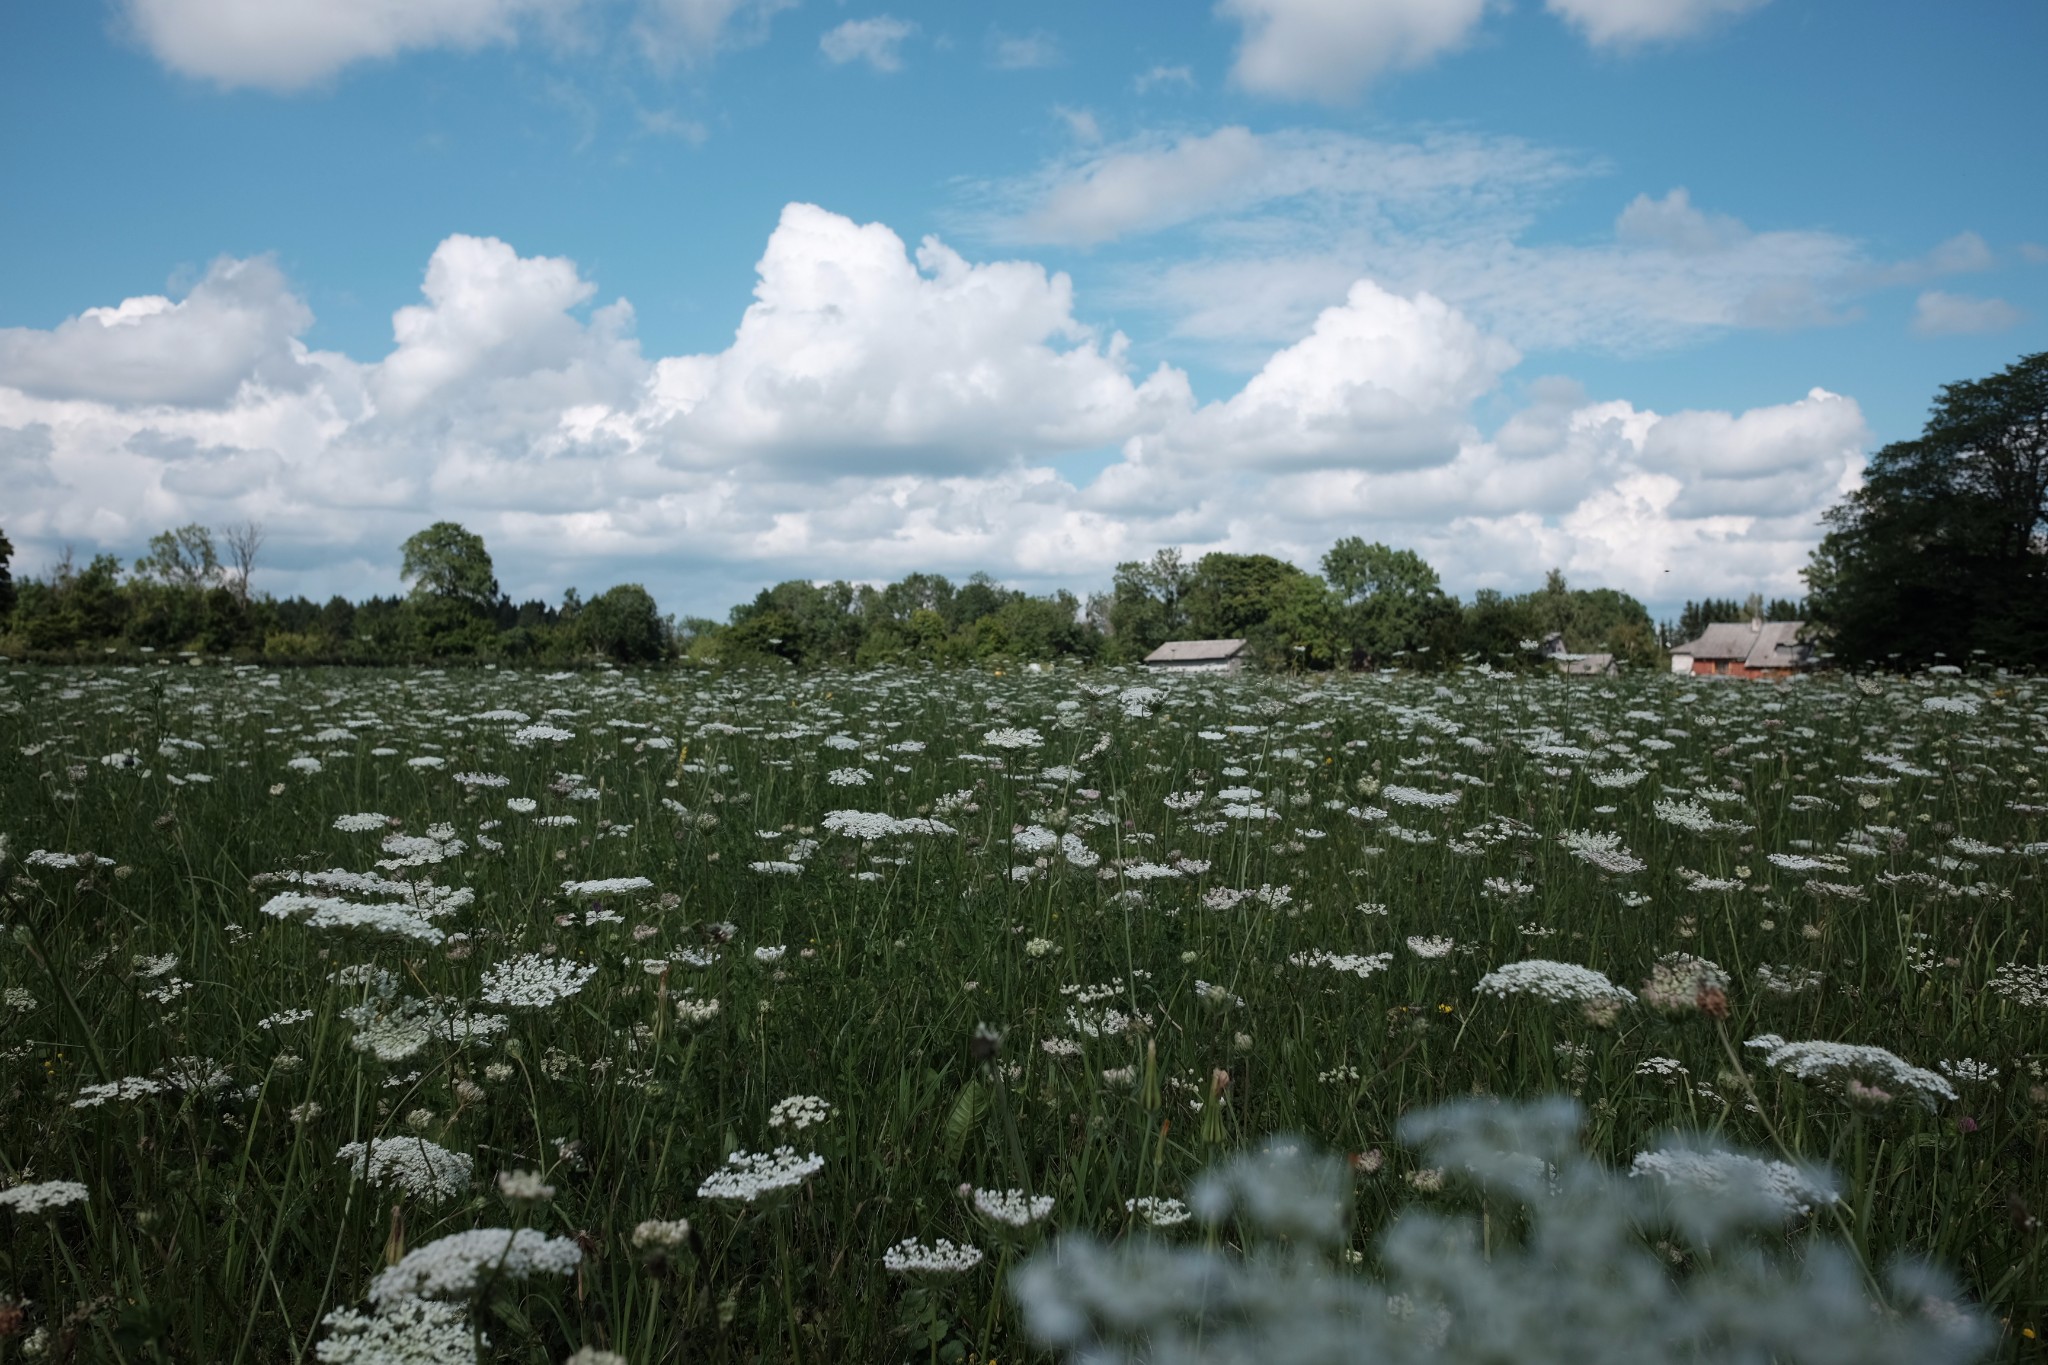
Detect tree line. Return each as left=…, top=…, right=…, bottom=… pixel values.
left=0, top=522, right=669, bottom=666
left=3, top=349, right=2033, bottom=671
left=0, top=519, right=1675, bottom=669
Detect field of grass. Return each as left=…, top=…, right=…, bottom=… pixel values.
left=1, top=660, right=2044, bottom=1361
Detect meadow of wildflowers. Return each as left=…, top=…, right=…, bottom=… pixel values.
left=1, top=660, right=2044, bottom=1361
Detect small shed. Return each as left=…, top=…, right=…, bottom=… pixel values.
left=1142, top=639, right=1248, bottom=672
left=1538, top=632, right=1618, bottom=677
left=1669, top=619, right=1811, bottom=678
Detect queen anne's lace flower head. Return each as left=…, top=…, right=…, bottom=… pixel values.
left=820, top=809, right=957, bottom=840
left=768, top=1095, right=833, bottom=1130
left=697, top=1148, right=824, bottom=1202
left=314, top=1298, right=471, bottom=1364
left=1125, top=1195, right=1191, bottom=1227
left=973, top=1187, right=1054, bottom=1227
left=368, top=1227, right=583, bottom=1303
left=883, top=1237, right=986, bottom=1272
left=1744, top=1034, right=1957, bottom=1109
left=0, top=1180, right=89, bottom=1215
left=336, top=1137, right=473, bottom=1203
left=560, top=876, right=654, bottom=897
left=1630, top=1148, right=1838, bottom=1220
left=1558, top=829, right=1647, bottom=875
left=633, top=1218, right=693, bottom=1250
left=1475, top=960, right=1633, bottom=1007
left=1383, top=785, right=1459, bottom=810
left=480, top=954, right=597, bottom=1009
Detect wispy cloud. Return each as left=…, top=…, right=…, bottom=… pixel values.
left=989, top=28, right=1060, bottom=70
left=1912, top=291, right=2022, bottom=336
left=1545, top=0, right=1772, bottom=49
left=968, top=128, right=1877, bottom=357
left=1134, top=64, right=1195, bottom=95
left=820, top=16, right=917, bottom=73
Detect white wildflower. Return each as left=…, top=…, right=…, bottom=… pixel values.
left=480, top=955, right=597, bottom=1009
left=768, top=1095, right=833, bottom=1130
left=973, top=1187, right=1054, bottom=1227
left=883, top=1237, right=986, bottom=1272
left=336, top=1138, right=473, bottom=1203
left=1475, top=960, right=1633, bottom=1007
left=697, top=1147, right=823, bottom=1202
left=0, top=1180, right=90, bottom=1215
left=1744, top=1034, right=1956, bottom=1109
left=369, top=1227, right=582, bottom=1302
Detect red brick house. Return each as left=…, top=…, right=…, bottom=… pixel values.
left=1668, top=619, right=1812, bottom=678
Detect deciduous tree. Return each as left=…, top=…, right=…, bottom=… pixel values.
left=1807, top=351, right=2048, bottom=666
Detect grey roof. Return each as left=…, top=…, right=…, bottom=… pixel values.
left=1672, top=620, right=1810, bottom=669
left=1558, top=653, right=1616, bottom=675
left=1143, top=638, right=1247, bottom=663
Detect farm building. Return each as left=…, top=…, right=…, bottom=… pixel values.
left=1668, top=619, right=1812, bottom=678
left=1538, top=632, right=1618, bottom=677
left=1141, top=639, right=1248, bottom=672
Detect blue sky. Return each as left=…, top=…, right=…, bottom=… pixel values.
left=2, top=0, right=2043, bottom=621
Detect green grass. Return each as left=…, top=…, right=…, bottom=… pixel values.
left=0, top=660, right=2043, bottom=1361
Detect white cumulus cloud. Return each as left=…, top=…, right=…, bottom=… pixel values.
left=118, top=0, right=582, bottom=91
left=1115, top=280, right=1517, bottom=481
left=643, top=204, right=1191, bottom=472
left=1217, top=0, right=1490, bottom=104
left=0, top=255, right=315, bottom=406
left=0, top=207, right=1869, bottom=619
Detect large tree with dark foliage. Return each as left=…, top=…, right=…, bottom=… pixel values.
left=1806, top=351, right=2048, bottom=667
left=0, top=526, right=14, bottom=621
left=1321, top=538, right=1461, bottom=667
